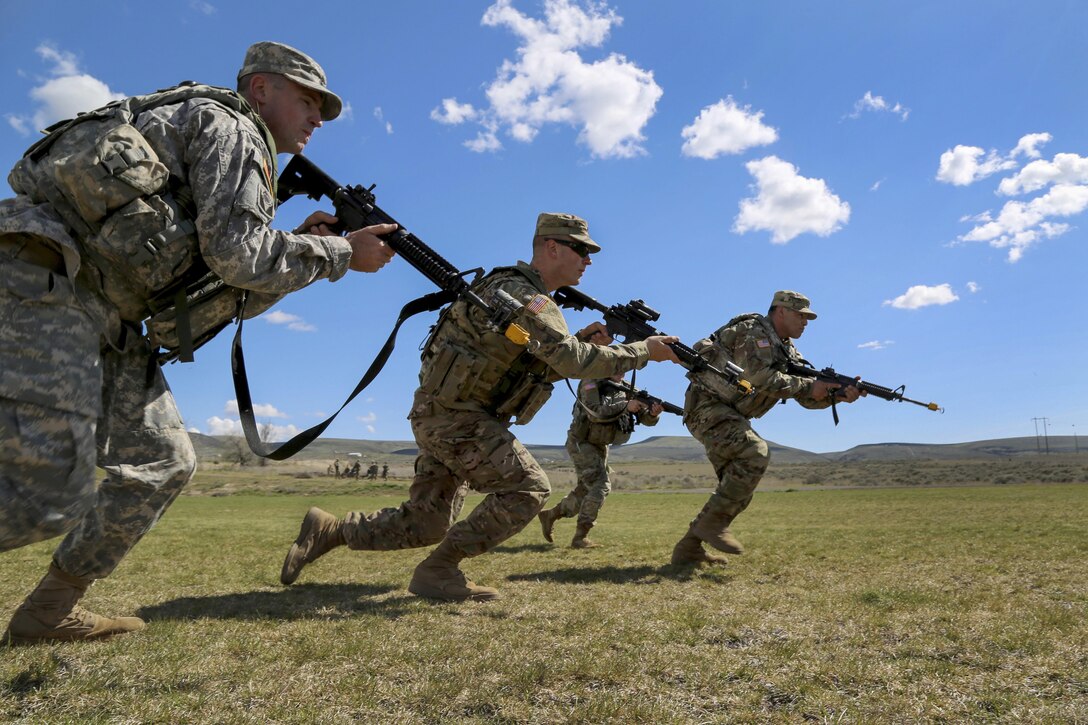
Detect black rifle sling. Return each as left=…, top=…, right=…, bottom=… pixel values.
left=231, top=289, right=457, bottom=460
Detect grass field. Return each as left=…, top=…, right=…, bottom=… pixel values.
left=2, top=483, right=1086, bottom=723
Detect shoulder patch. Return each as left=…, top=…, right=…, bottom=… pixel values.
left=525, top=294, right=552, bottom=315
left=756, top=339, right=770, bottom=348
left=582, top=382, right=597, bottom=390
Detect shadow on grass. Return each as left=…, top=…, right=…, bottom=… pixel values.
left=492, top=543, right=552, bottom=554
left=136, top=582, right=416, bottom=622
left=508, top=563, right=736, bottom=586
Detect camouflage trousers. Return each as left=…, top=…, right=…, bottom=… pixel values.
left=554, top=432, right=611, bottom=527
left=687, top=406, right=770, bottom=520
left=340, top=391, right=550, bottom=558
left=0, top=253, right=196, bottom=578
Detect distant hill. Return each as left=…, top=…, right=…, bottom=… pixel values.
left=191, top=432, right=1083, bottom=464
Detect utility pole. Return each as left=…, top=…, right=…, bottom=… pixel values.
left=1042, top=417, right=1050, bottom=454
left=1032, top=417, right=1043, bottom=453
left=1074, top=424, right=1080, bottom=454
left=1031, top=417, right=1051, bottom=454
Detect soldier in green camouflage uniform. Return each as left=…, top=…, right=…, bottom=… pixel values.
left=538, top=375, right=662, bottom=548
left=0, top=42, right=397, bottom=644
left=280, top=213, right=681, bottom=601
left=671, top=291, right=862, bottom=566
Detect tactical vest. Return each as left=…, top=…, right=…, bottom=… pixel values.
left=689, top=312, right=797, bottom=418
left=7, top=82, right=277, bottom=361
left=418, top=265, right=553, bottom=424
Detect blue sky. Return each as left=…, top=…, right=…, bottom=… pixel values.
left=2, top=0, right=1085, bottom=454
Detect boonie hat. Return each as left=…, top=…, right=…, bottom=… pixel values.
left=772, top=290, right=817, bottom=320
left=534, top=212, right=601, bottom=253
left=238, top=41, right=343, bottom=121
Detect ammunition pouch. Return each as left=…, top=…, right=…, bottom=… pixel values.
left=493, top=374, right=553, bottom=425
left=418, top=342, right=487, bottom=405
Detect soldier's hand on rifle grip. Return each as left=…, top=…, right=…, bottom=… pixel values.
left=626, top=400, right=646, bottom=413
left=293, top=210, right=339, bottom=236
left=347, top=223, right=398, bottom=272
left=577, top=322, right=612, bottom=345
left=649, top=402, right=664, bottom=417
left=646, top=335, right=681, bottom=363
left=839, top=377, right=864, bottom=403
left=810, top=379, right=839, bottom=401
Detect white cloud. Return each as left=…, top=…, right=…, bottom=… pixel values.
left=224, top=399, right=287, bottom=419
left=206, top=416, right=243, bottom=436
left=373, top=106, right=393, bottom=134
left=258, top=423, right=301, bottom=441
left=883, top=284, right=959, bottom=310
left=847, top=91, right=909, bottom=121
left=263, top=310, right=316, bottom=332
left=431, top=98, right=478, bottom=124
left=340, top=101, right=355, bottom=122
left=8, top=44, right=125, bottom=134
left=680, top=97, right=777, bottom=159
left=936, top=132, right=1051, bottom=187
left=858, top=340, right=894, bottom=350
left=870, top=178, right=884, bottom=192
left=205, top=414, right=298, bottom=440
left=936, top=145, right=1016, bottom=186
left=997, top=152, right=1088, bottom=196
left=733, top=156, right=850, bottom=243
left=1010, top=132, right=1051, bottom=159
left=356, top=412, right=377, bottom=423
left=436, top=0, right=662, bottom=158
left=966, top=281, right=980, bottom=293
left=958, top=183, right=1088, bottom=262
left=189, top=1, right=216, bottom=14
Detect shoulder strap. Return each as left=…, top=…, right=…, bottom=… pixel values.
left=231, top=289, right=456, bottom=460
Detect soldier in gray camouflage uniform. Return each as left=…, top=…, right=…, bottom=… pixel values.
left=280, top=212, right=681, bottom=601
left=538, top=374, right=662, bottom=548
left=0, top=42, right=396, bottom=644
left=671, top=291, right=862, bottom=566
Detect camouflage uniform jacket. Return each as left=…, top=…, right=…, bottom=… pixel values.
left=685, top=313, right=830, bottom=425
left=415, top=262, right=651, bottom=422
left=0, top=90, right=353, bottom=323
left=568, top=378, right=659, bottom=446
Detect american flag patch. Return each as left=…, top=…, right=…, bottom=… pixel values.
left=756, top=339, right=770, bottom=348
left=583, top=382, right=597, bottom=390
left=525, top=295, right=550, bottom=315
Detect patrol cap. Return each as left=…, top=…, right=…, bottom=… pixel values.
left=772, top=290, right=817, bottom=319
left=238, top=41, right=343, bottom=121
left=534, top=212, right=601, bottom=253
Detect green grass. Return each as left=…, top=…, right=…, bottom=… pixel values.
left=2, top=484, right=1087, bottom=723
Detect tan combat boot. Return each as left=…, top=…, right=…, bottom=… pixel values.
left=570, top=522, right=600, bottom=549
left=670, top=532, right=730, bottom=566
left=537, top=507, right=560, bottom=543
left=280, top=506, right=346, bottom=585
left=689, top=501, right=744, bottom=555
left=3, top=565, right=145, bottom=645
left=408, top=540, right=500, bottom=602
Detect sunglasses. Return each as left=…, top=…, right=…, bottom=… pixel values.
left=554, top=239, right=593, bottom=258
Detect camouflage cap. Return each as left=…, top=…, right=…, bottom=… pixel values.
left=534, top=212, right=601, bottom=252
left=772, top=290, right=817, bottom=319
left=237, top=41, right=343, bottom=121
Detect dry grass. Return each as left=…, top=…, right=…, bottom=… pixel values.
left=2, top=484, right=1086, bottom=723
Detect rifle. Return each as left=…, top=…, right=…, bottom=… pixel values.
left=231, top=155, right=529, bottom=460
left=552, top=286, right=753, bottom=396
left=597, top=378, right=684, bottom=416
left=785, top=360, right=943, bottom=425
left=277, top=154, right=527, bottom=341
